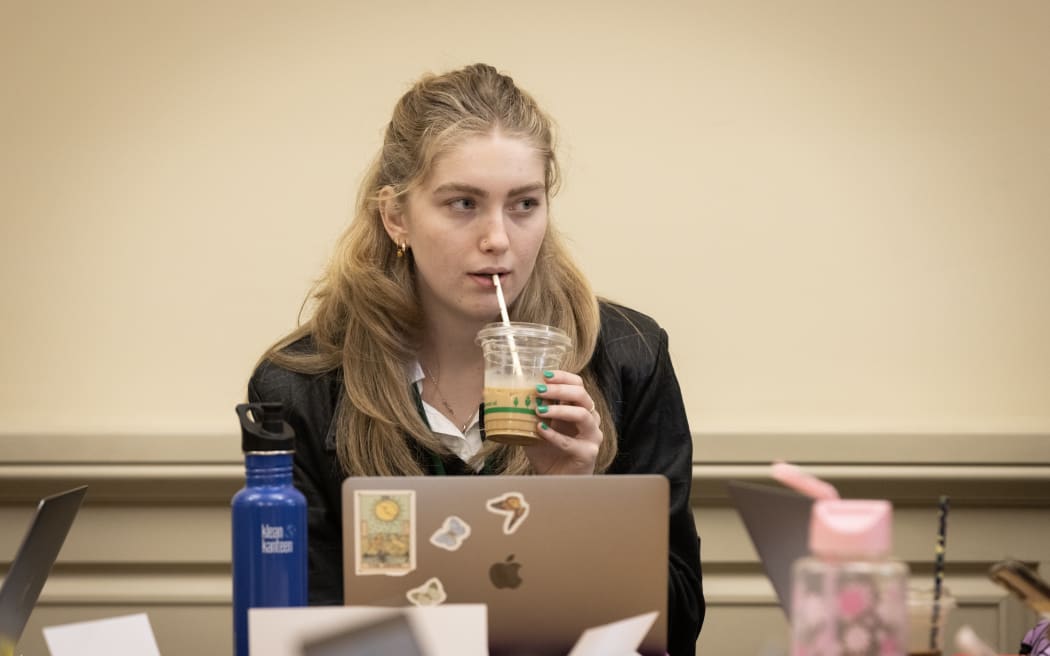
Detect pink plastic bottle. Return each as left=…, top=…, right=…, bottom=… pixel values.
left=790, top=499, right=909, bottom=656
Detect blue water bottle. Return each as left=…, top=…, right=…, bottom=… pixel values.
left=232, top=402, right=308, bottom=656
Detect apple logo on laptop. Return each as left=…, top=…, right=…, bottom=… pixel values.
left=489, top=554, right=523, bottom=589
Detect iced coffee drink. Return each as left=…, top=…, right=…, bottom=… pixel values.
left=476, top=322, right=572, bottom=446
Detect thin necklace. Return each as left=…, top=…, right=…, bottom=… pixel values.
left=421, top=363, right=475, bottom=433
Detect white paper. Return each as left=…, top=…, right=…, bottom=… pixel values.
left=43, top=612, right=161, bottom=656
left=249, top=604, right=487, bottom=656
left=567, top=611, right=660, bottom=656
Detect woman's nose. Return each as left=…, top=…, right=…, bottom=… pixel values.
left=480, top=214, right=510, bottom=253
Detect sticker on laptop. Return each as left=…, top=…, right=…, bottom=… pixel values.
left=354, top=490, right=416, bottom=576
left=429, top=515, right=472, bottom=551
left=406, top=577, right=447, bottom=606
left=486, top=492, right=530, bottom=534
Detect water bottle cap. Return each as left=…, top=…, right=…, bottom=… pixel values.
left=810, top=498, right=893, bottom=558
left=236, top=402, right=295, bottom=452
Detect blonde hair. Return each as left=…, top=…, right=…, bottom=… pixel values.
left=264, top=63, right=617, bottom=475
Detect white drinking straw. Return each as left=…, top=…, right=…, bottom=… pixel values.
left=492, top=274, right=523, bottom=375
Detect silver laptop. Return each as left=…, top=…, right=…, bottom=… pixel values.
left=0, top=486, right=88, bottom=647
left=341, top=475, right=668, bottom=656
left=726, top=480, right=813, bottom=620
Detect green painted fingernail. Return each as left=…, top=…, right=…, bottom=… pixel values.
left=540, top=422, right=549, bottom=430
left=543, top=370, right=554, bottom=379
left=537, top=404, right=548, bottom=414
left=535, top=384, right=547, bottom=393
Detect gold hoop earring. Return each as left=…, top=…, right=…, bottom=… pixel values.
left=396, top=241, right=407, bottom=258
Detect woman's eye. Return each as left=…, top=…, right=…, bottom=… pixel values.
left=514, top=198, right=540, bottom=212
left=449, top=198, right=475, bottom=211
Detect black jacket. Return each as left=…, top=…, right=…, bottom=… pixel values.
left=248, top=301, right=705, bottom=654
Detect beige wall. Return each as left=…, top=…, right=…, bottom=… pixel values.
left=3, top=0, right=1048, bottom=437
left=2, top=1, right=1049, bottom=655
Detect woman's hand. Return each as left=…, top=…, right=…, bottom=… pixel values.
left=522, top=370, right=603, bottom=475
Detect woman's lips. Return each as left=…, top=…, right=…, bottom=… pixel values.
left=469, top=272, right=506, bottom=288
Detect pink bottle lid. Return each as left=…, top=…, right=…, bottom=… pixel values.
left=809, top=498, right=893, bottom=558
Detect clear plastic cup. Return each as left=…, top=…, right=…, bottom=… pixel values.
left=906, top=585, right=956, bottom=656
left=475, top=322, right=572, bottom=446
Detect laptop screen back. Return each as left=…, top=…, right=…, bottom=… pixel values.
left=0, top=486, right=87, bottom=646
left=341, top=475, right=669, bottom=656
left=301, top=614, right=424, bottom=656
left=726, top=480, right=813, bottom=620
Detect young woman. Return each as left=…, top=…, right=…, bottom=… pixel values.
left=248, top=63, right=705, bottom=654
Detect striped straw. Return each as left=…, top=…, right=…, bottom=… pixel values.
left=929, top=495, right=951, bottom=650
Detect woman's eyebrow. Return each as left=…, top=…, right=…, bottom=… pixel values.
left=431, top=182, right=545, bottom=197
left=508, top=183, right=546, bottom=196
left=432, top=182, right=486, bottom=197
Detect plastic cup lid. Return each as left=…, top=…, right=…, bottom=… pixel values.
left=475, top=322, right=572, bottom=347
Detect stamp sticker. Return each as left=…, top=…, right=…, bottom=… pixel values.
left=406, top=577, right=447, bottom=606
left=429, top=515, right=472, bottom=551
left=486, top=492, right=530, bottom=534
left=354, top=490, right=416, bottom=576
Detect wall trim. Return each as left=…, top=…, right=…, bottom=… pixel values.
left=3, top=432, right=1048, bottom=465
left=1, top=433, right=1047, bottom=504
left=694, top=432, right=1049, bottom=465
